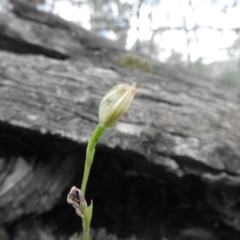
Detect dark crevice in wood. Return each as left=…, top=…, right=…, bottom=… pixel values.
left=0, top=35, right=69, bottom=60
left=158, top=152, right=240, bottom=177
left=140, top=94, right=182, bottom=106
left=163, top=129, right=189, bottom=138
left=1, top=122, right=240, bottom=239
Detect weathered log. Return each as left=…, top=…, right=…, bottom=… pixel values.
left=1, top=1, right=240, bottom=240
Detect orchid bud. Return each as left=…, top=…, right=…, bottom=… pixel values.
left=98, top=83, right=138, bottom=128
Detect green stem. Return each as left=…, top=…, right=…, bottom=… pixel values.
left=82, top=218, right=90, bottom=240
left=81, top=124, right=105, bottom=196
left=80, top=124, right=105, bottom=240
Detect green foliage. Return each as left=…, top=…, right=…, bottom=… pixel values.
left=120, top=54, right=152, bottom=73
left=220, top=70, right=237, bottom=83
left=167, top=50, right=184, bottom=65
left=191, top=59, right=211, bottom=75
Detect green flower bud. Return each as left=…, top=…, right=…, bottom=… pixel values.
left=99, top=83, right=138, bottom=128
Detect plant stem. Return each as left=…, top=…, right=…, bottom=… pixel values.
left=81, top=124, right=105, bottom=196
left=80, top=124, right=105, bottom=240
left=82, top=218, right=90, bottom=240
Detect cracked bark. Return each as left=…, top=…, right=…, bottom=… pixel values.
left=1, top=1, right=240, bottom=240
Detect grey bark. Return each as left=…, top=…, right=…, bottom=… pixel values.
left=1, top=1, right=240, bottom=240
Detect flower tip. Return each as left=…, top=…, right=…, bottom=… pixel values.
left=131, top=82, right=139, bottom=95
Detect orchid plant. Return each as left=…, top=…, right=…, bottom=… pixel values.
left=67, top=83, right=138, bottom=240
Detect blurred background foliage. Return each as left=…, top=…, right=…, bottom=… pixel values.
left=1, top=0, right=239, bottom=83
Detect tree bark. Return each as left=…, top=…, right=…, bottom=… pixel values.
left=1, top=1, right=240, bottom=240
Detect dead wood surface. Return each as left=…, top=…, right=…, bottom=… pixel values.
left=1, top=1, right=240, bottom=240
